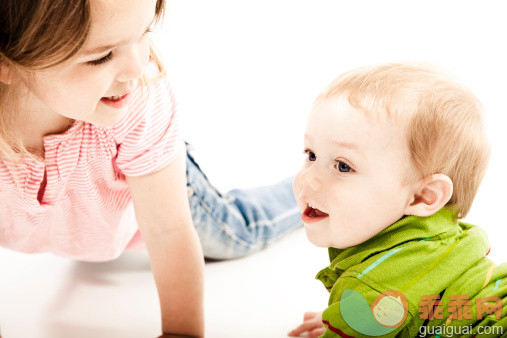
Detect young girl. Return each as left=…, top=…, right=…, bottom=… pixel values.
left=0, top=0, right=301, bottom=336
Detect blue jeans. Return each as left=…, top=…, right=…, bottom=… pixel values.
left=185, top=145, right=303, bottom=260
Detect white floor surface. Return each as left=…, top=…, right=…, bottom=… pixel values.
left=0, top=228, right=331, bottom=338
left=2, top=1, right=507, bottom=337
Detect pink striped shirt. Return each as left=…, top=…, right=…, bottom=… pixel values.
left=0, top=67, right=183, bottom=262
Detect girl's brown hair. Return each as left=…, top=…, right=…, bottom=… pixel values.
left=0, top=0, right=166, bottom=161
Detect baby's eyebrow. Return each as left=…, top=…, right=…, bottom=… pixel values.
left=333, top=140, right=365, bottom=158
left=336, top=140, right=367, bottom=159
left=81, top=17, right=155, bottom=56
left=305, top=134, right=364, bottom=157
left=305, top=134, right=358, bottom=149
left=332, top=140, right=359, bottom=150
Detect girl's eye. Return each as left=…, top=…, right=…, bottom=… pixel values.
left=304, top=149, right=316, bottom=162
left=336, top=161, right=353, bottom=173
left=88, top=51, right=114, bottom=66
left=86, top=26, right=152, bottom=67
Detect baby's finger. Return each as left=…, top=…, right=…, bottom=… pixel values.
left=308, top=327, right=326, bottom=338
left=303, top=311, right=320, bottom=320
left=288, top=320, right=320, bottom=337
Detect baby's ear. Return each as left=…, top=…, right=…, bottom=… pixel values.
left=404, top=174, right=453, bottom=217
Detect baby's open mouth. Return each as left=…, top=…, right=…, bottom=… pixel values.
left=302, top=204, right=329, bottom=223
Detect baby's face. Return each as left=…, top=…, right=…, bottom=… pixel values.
left=293, top=96, right=419, bottom=248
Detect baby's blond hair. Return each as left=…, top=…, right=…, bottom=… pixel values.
left=318, top=63, right=490, bottom=218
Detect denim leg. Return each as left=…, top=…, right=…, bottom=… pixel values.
left=185, top=145, right=303, bottom=260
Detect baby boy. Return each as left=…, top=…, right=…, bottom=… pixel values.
left=289, top=63, right=506, bottom=337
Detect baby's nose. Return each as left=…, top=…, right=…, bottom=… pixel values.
left=298, top=166, right=322, bottom=191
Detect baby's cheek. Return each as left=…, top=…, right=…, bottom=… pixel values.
left=292, top=174, right=300, bottom=196
left=292, top=174, right=304, bottom=208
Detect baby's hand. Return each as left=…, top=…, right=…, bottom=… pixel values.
left=288, top=311, right=325, bottom=338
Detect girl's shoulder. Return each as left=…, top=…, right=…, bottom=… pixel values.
left=109, top=60, right=183, bottom=177
left=111, top=60, right=177, bottom=145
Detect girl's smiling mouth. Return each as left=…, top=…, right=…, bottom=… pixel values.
left=100, top=92, right=130, bottom=109
left=302, top=204, right=329, bottom=224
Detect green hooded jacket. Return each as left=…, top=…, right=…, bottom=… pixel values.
left=316, top=207, right=507, bottom=337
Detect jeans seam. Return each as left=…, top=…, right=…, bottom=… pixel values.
left=245, top=207, right=301, bottom=228
left=188, top=183, right=261, bottom=251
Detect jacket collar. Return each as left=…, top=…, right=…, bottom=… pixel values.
left=316, top=207, right=471, bottom=287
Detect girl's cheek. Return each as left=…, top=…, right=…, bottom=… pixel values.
left=141, top=39, right=151, bottom=65
left=71, top=70, right=109, bottom=96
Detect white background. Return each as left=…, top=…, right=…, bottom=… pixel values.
left=1, top=1, right=506, bottom=337
left=156, top=0, right=507, bottom=260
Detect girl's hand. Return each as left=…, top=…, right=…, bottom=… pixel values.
left=127, top=152, right=204, bottom=337
left=158, top=334, right=202, bottom=338
left=288, top=311, right=325, bottom=338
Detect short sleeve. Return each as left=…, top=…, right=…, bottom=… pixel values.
left=113, top=68, right=183, bottom=177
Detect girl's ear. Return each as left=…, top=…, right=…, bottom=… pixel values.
left=404, top=174, right=453, bottom=217
left=0, top=57, right=16, bottom=85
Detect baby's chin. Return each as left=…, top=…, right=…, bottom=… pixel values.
left=303, top=226, right=327, bottom=247
left=303, top=225, right=350, bottom=248
left=304, top=226, right=367, bottom=249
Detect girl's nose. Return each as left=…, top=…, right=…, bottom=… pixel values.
left=298, top=165, right=322, bottom=191
left=116, top=45, right=149, bottom=83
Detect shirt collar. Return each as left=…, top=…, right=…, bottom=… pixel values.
left=316, top=207, right=469, bottom=287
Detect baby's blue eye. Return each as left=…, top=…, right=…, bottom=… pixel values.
left=304, top=150, right=316, bottom=161
left=336, top=161, right=352, bottom=172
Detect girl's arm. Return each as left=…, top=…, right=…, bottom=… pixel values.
left=126, top=151, right=204, bottom=338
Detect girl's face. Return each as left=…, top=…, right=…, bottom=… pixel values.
left=19, top=0, right=158, bottom=128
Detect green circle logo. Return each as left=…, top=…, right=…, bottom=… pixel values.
left=340, top=289, right=409, bottom=336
